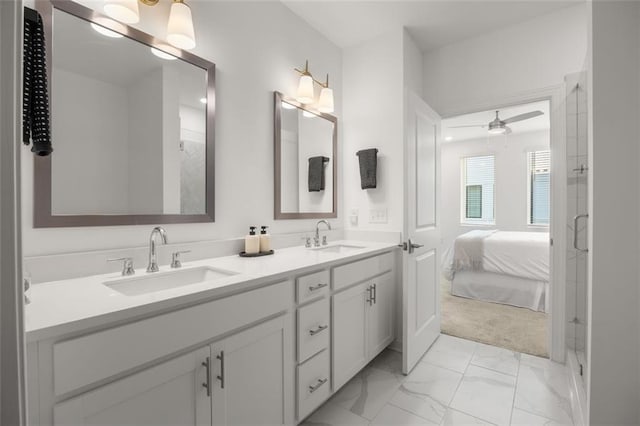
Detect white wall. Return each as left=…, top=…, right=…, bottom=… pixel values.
left=343, top=29, right=403, bottom=232
left=22, top=0, right=342, bottom=256
left=423, top=4, right=588, bottom=117
left=587, top=2, right=640, bottom=424
left=441, top=130, right=550, bottom=250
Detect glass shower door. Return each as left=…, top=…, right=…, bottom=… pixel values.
left=565, top=71, right=588, bottom=385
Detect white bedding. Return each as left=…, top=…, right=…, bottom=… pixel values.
left=444, top=231, right=550, bottom=282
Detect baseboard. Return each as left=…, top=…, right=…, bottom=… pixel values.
left=567, top=350, right=587, bottom=426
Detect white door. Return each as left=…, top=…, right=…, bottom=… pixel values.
left=53, top=347, right=211, bottom=426
left=402, top=91, right=442, bottom=374
left=332, top=282, right=368, bottom=390
left=211, top=315, right=293, bottom=426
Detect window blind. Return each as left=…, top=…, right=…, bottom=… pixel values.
left=528, top=150, right=550, bottom=225
left=463, top=155, right=495, bottom=222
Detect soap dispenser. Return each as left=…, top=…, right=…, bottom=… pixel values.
left=259, top=226, right=271, bottom=253
left=245, top=226, right=260, bottom=254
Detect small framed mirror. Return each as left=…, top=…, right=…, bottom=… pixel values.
left=274, top=91, right=337, bottom=220
left=33, top=0, right=215, bottom=227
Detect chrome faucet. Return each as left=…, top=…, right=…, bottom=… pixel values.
left=147, top=226, right=168, bottom=272
left=314, top=220, right=331, bottom=247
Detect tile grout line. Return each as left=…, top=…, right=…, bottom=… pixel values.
left=508, top=353, right=522, bottom=425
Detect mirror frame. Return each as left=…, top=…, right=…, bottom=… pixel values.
left=274, top=91, right=337, bottom=220
left=33, top=0, right=216, bottom=227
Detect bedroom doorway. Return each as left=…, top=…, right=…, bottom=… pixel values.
left=439, top=99, right=552, bottom=358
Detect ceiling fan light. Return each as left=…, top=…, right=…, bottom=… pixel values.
left=167, top=0, right=196, bottom=50
left=488, top=126, right=506, bottom=135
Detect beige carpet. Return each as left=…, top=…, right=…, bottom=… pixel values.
left=441, top=279, right=548, bottom=357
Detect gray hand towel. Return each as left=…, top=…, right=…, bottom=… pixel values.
left=356, top=148, right=378, bottom=189
left=308, top=156, right=330, bottom=192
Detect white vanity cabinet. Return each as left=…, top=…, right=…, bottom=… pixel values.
left=211, top=315, right=292, bottom=426
left=53, top=346, right=212, bottom=426
left=331, top=253, right=395, bottom=391
left=53, top=315, right=292, bottom=426
left=28, top=245, right=398, bottom=426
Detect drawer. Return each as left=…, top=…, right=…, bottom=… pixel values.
left=297, top=298, right=330, bottom=363
left=297, top=349, right=330, bottom=421
left=296, top=270, right=330, bottom=304
left=53, top=280, right=292, bottom=396
left=332, top=252, right=393, bottom=292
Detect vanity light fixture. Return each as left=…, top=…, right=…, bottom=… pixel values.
left=294, top=60, right=335, bottom=113
left=317, top=75, right=334, bottom=113
left=103, top=0, right=197, bottom=50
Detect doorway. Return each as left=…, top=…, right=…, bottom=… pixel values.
left=439, top=99, right=554, bottom=358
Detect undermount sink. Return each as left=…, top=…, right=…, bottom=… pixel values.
left=104, top=266, right=238, bottom=296
left=312, top=244, right=365, bottom=254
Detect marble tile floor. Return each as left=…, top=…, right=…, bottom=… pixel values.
left=302, top=335, right=573, bottom=426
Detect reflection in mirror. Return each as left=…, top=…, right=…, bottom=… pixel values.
left=274, top=92, right=337, bottom=220
left=34, top=0, right=215, bottom=227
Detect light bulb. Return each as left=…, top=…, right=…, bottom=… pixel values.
left=91, top=21, right=124, bottom=38
left=167, top=0, right=196, bottom=50
left=104, top=0, right=139, bottom=24
left=151, top=47, right=177, bottom=60
left=488, top=127, right=506, bottom=135
left=318, top=87, right=334, bottom=113
left=296, top=75, right=314, bottom=104
left=199, top=97, right=207, bottom=104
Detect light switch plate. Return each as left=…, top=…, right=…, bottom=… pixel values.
left=369, top=208, right=388, bottom=224
left=349, top=209, right=359, bottom=226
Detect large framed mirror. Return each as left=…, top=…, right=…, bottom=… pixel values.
left=274, top=92, right=337, bottom=220
left=33, top=0, right=215, bottom=227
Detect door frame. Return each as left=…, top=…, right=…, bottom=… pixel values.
left=0, top=1, right=27, bottom=424
left=439, top=85, right=567, bottom=363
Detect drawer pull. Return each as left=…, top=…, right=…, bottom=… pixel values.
left=309, top=325, right=329, bottom=336
left=308, top=283, right=328, bottom=292
left=216, top=351, right=225, bottom=389
left=309, top=378, right=328, bottom=393
left=202, top=357, right=211, bottom=396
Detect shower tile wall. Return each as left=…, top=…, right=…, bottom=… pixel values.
left=565, top=71, right=588, bottom=381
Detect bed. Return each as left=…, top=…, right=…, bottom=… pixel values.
left=442, top=230, right=550, bottom=312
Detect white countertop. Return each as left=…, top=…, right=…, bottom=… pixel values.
left=25, top=240, right=398, bottom=342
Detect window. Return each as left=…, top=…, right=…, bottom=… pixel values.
left=528, top=150, right=551, bottom=225
left=462, top=155, right=495, bottom=224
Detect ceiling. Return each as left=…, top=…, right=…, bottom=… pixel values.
left=281, top=0, right=581, bottom=52
left=442, top=100, right=550, bottom=142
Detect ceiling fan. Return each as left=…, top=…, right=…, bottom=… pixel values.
left=449, top=110, right=544, bottom=135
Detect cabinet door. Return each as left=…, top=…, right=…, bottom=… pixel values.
left=332, top=282, right=368, bottom=391
left=211, top=314, right=293, bottom=426
left=53, top=346, right=211, bottom=426
left=368, top=272, right=395, bottom=359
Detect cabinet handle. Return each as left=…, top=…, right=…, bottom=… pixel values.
left=202, top=357, right=211, bottom=397
left=216, top=351, right=225, bottom=389
left=308, top=283, right=328, bottom=292
left=309, top=378, right=328, bottom=393
left=372, top=283, right=377, bottom=304
left=309, top=324, right=329, bottom=336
